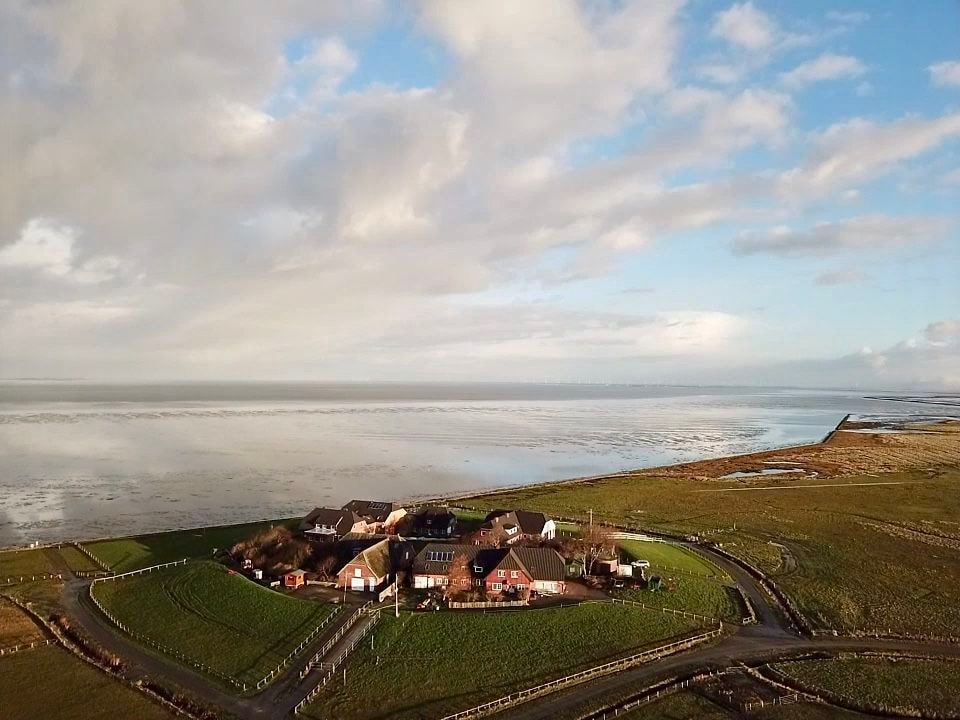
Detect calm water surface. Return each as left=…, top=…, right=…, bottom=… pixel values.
left=0, top=383, right=955, bottom=546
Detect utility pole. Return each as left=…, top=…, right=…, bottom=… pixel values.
left=394, top=580, right=399, bottom=618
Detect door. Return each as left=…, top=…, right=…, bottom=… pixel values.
left=351, top=577, right=365, bottom=591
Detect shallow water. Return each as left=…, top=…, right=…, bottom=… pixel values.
left=1, top=383, right=956, bottom=546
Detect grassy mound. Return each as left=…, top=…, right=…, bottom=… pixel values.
left=92, top=561, right=335, bottom=687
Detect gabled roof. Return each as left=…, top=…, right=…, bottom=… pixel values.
left=344, top=538, right=392, bottom=578
left=302, top=507, right=362, bottom=532
left=342, top=499, right=402, bottom=523
left=412, top=544, right=564, bottom=582
left=482, top=509, right=551, bottom=535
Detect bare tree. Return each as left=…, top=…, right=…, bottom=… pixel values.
left=580, top=524, right=615, bottom=576
left=444, top=553, right=473, bottom=599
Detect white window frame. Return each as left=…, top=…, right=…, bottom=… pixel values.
left=354, top=568, right=362, bottom=577
left=492, top=583, right=502, bottom=591
left=497, top=569, right=506, bottom=578
left=511, top=570, right=519, bottom=578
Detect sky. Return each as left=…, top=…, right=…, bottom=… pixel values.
left=1, top=1, right=959, bottom=390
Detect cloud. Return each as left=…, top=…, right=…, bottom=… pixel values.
left=814, top=269, right=866, bottom=286
left=711, top=2, right=777, bottom=51
left=929, top=60, right=960, bottom=88
left=732, top=215, right=952, bottom=256
left=0, top=218, right=120, bottom=283
left=779, top=113, right=960, bottom=198
left=780, top=53, right=866, bottom=88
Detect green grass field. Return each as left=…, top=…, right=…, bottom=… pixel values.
left=303, top=603, right=706, bottom=719
left=0, top=645, right=175, bottom=720
left=0, top=548, right=56, bottom=579
left=82, top=518, right=298, bottom=572
left=57, top=545, right=102, bottom=573
left=618, top=540, right=725, bottom=578
left=460, top=468, right=960, bottom=636
left=91, top=561, right=336, bottom=687
left=615, top=581, right=738, bottom=621
left=775, top=657, right=960, bottom=714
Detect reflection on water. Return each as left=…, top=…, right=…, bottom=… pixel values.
left=0, top=383, right=955, bottom=546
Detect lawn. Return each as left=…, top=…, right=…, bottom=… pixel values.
left=617, top=540, right=725, bottom=578
left=774, top=657, right=960, bottom=715
left=0, top=644, right=175, bottom=720
left=91, top=560, right=336, bottom=688
left=459, top=467, right=960, bottom=636
left=303, top=603, right=706, bottom=720
left=615, top=580, right=739, bottom=622
left=0, top=548, right=56, bottom=580
left=82, top=518, right=298, bottom=572
left=0, top=598, right=45, bottom=649
left=57, top=545, right=103, bottom=573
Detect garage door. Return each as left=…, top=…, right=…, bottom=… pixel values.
left=351, top=577, right=365, bottom=591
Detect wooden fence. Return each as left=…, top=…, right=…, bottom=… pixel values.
left=253, top=606, right=343, bottom=690
left=294, top=609, right=382, bottom=714
left=0, top=639, right=54, bottom=656
left=73, top=542, right=112, bottom=573
left=438, top=624, right=725, bottom=720
left=449, top=599, right=528, bottom=609
left=299, top=602, right=374, bottom=680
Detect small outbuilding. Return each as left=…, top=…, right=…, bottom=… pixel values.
left=283, top=569, right=306, bottom=589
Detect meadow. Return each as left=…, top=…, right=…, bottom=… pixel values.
left=774, top=656, right=960, bottom=714
left=303, top=603, right=705, bottom=720
left=0, top=598, right=45, bottom=649
left=56, top=545, right=102, bottom=573
left=0, top=645, right=175, bottom=720
left=82, top=518, right=298, bottom=573
left=461, top=462, right=960, bottom=636
left=617, top=539, right=725, bottom=577
left=0, top=548, right=56, bottom=579
left=91, top=561, right=336, bottom=687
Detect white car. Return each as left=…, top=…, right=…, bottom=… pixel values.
left=631, top=560, right=650, bottom=569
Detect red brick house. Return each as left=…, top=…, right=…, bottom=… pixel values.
left=411, top=544, right=566, bottom=596
left=477, top=510, right=557, bottom=545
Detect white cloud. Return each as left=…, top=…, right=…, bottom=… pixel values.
left=0, top=218, right=120, bottom=283
left=780, top=53, right=866, bottom=88
left=929, top=60, right=960, bottom=88
left=732, top=215, right=952, bottom=256
left=779, top=113, right=960, bottom=198
left=826, top=11, right=870, bottom=25
left=711, top=2, right=777, bottom=51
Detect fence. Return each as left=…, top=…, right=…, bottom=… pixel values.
left=0, top=639, right=54, bottom=656
left=73, top=542, right=112, bottom=573
left=733, top=586, right=758, bottom=625
left=294, top=609, right=382, bottom=714
left=449, top=599, right=528, bottom=609
left=1, top=573, right=62, bottom=585
left=575, top=668, right=735, bottom=720
left=90, top=558, right=188, bottom=584
left=253, top=606, right=343, bottom=690
left=438, top=624, right=725, bottom=720
left=601, top=597, right=719, bottom=625
left=299, top=602, right=373, bottom=680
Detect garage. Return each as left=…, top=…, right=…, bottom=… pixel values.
left=351, top=577, right=365, bottom=591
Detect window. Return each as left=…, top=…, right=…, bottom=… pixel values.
left=460, top=579, right=469, bottom=586
left=492, top=583, right=502, bottom=591
left=354, top=568, right=361, bottom=577
left=497, top=569, right=506, bottom=577
left=480, top=530, right=487, bottom=536
left=511, top=570, right=519, bottom=578
left=474, top=565, right=484, bottom=573
left=426, top=550, right=455, bottom=562
left=516, top=584, right=527, bottom=590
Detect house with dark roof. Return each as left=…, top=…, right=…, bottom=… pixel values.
left=407, top=506, right=457, bottom=538
left=411, top=543, right=566, bottom=595
left=341, top=499, right=407, bottom=533
left=477, top=509, right=556, bottom=545
left=299, top=507, right=367, bottom=542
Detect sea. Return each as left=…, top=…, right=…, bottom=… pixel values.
left=1, top=382, right=957, bottom=547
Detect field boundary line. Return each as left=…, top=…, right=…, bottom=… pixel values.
left=0, top=638, right=55, bottom=656
left=438, top=624, right=725, bottom=720
left=73, top=542, right=112, bottom=573
left=254, top=605, right=343, bottom=690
